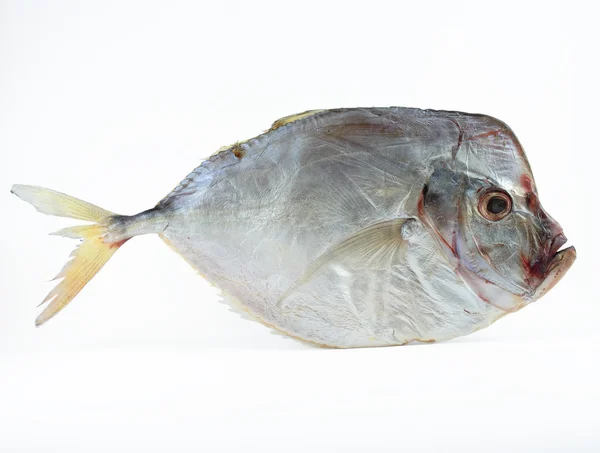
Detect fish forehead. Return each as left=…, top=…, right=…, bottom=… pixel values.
left=446, top=112, right=534, bottom=193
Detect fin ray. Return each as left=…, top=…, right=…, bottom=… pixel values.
left=11, top=184, right=127, bottom=326
left=35, top=235, right=123, bottom=325
left=278, top=218, right=410, bottom=304
left=11, top=185, right=113, bottom=221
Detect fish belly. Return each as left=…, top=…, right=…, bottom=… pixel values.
left=160, top=204, right=503, bottom=347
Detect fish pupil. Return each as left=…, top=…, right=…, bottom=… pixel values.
left=487, top=197, right=507, bottom=214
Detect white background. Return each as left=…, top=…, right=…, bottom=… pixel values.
left=1, top=1, right=598, bottom=451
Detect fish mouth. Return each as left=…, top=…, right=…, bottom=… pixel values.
left=529, top=243, right=576, bottom=301
left=549, top=232, right=568, bottom=259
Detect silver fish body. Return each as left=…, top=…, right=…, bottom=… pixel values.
left=12, top=107, right=576, bottom=348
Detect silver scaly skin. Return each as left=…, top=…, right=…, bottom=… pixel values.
left=12, top=107, right=576, bottom=348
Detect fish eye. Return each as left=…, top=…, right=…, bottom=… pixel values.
left=478, top=190, right=512, bottom=221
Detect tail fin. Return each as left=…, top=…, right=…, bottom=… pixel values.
left=11, top=185, right=128, bottom=326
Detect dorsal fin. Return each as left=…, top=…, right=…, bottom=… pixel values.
left=270, top=109, right=325, bottom=130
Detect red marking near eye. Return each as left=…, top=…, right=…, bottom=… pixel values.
left=520, top=174, right=533, bottom=193
left=526, top=192, right=539, bottom=211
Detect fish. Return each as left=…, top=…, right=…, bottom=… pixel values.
left=11, top=107, right=576, bottom=348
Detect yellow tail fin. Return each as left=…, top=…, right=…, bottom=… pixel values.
left=11, top=185, right=127, bottom=326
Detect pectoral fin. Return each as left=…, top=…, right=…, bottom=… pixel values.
left=279, top=218, right=415, bottom=304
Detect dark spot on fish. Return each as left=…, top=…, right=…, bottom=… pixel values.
left=464, top=309, right=472, bottom=314
left=232, top=145, right=245, bottom=159
left=423, top=184, right=441, bottom=206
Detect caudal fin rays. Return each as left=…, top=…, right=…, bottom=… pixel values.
left=11, top=184, right=127, bottom=326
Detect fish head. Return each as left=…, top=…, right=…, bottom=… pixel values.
left=420, top=162, right=575, bottom=312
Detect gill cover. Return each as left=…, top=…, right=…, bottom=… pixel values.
left=420, top=166, right=529, bottom=311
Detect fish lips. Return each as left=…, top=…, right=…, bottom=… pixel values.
left=525, top=231, right=576, bottom=298
left=529, top=244, right=576, bottom=301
